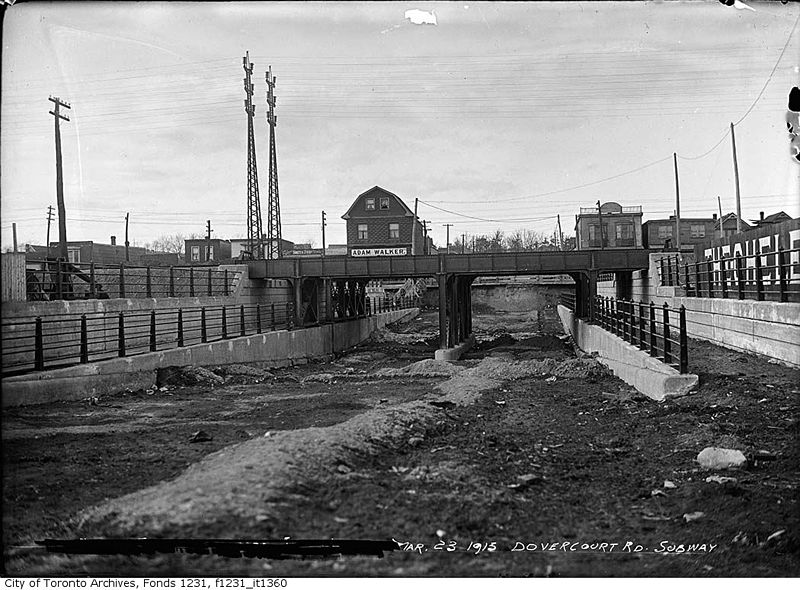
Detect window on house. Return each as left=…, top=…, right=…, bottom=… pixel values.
left=616, top=224, right=634, bottom=239
left=690, top=225, right=706, bottom=238
left=191, top=245, right=200, bottom=261
left=365, top=198, right=375, bottom=211
left=389, top=223, right=400, bottom=239
left=67, top=248, right=81, bottom=263
left=379, top=197, right=390, bottom=210
left=357, top=224, right=368, bottom=240
left=657, top=225, right=673, bottom=239
left=205, top=245, right=215, bottom=260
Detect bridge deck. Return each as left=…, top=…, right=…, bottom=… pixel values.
left=248, top=250, right=652, bottom=279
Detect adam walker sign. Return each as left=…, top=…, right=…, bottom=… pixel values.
left=350, top=247, right=408, bottom=257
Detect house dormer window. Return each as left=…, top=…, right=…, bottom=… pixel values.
left=379, top=197, right=390, bottom=210
left=365, top=198, right=375, bottom=211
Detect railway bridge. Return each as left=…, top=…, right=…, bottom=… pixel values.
left=248, top=249, right=651, bottom=351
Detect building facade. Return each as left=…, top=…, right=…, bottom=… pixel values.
left=642, top=216, right=717, bottom=251
left=574, top=202, right=643, bottom=250
left=45, top=238, right=150, bottom=264
left=184, top=238, right=232, bottom=263
left=342, top=186, right=425, bottom=256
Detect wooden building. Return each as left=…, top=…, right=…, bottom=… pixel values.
left=574, top=202, right=644, bottom=250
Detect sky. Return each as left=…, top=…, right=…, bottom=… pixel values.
left=2, top=0, right=799, bottom=252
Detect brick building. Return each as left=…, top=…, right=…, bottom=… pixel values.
left=342, top=186, right=426, bottom=256
left=574, top=202, right=643, bottom=250
left=45, top=237, right=150, bottom=264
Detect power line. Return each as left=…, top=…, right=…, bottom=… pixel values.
left=733, top=12, right=800, bottom=127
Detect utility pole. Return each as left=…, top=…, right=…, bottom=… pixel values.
left=46, top=205, right=54, bottom=258
left=12, top=223, right=18, bottom=253
left=557, top=214, right=564, bottom=250
left=596, top=200, right=605, bottom=250
left=125, top=212, right=130, bottom=262
left=321, top=211, right=327, bottom=257
left=673, top=153, right=681, bottom=251
left=243, top=52, right=264, bottom=259
left=412, top=197, right=419, bottom=255
left=461, top=233, right=466, bottom=254
left=442, top=223, right=453, bottom=254
left=49, top=96, right=71, bottom=260
left=206, top=219, right=212, bottom=262
left=422, top=220, right=430, bottom=254
left=265, top=65, right=283, bottom=259
left=730, top=122, right=742, bottom=233
left=717, top=196, right=724, bottom=240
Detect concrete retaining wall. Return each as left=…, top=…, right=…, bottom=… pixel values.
left=597, top=253, right=800, bottom=368
left=557, top=305, right=698, bottom=402
left=1, top=309, right=418, bottom=407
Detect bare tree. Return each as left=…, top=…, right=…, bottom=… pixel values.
left=149, top=233, right=201, bottom=254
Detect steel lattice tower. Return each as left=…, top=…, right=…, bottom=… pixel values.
left=243, top=52, right=264, bottom=259
left=265, top=65, right=282, bottom=259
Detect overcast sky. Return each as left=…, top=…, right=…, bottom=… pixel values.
left=2, top=1, right=799, bottom=251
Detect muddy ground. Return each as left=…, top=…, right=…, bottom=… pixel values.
left=2, top=308, right=798, bottom=577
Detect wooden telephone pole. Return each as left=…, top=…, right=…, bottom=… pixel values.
left=49, top=96, right=70, bottom=259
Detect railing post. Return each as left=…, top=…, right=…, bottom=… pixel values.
left=56, top=260, right=63, bottom=300
left=720, top=257, right=728, bottom=299
left=256, top=304, right=262, bottom=334
left=286, top=302, right=294, bottom=330
left=146, top=266, right=152, bottom=298
left=735, top=254, right=744, bottom=300
left=118, top=312, right=126, bottom=357
left=169, top=266, right=175, bottom=297
left=694, top=262, right=701, bottom=298
left=177, top=308, right=184, bottom=347
left=754, top=253, right=764, bottom=301
left=240, top=304, right=246, bottom=337
left=224, top=269, right=229, bottom=296
left=662, top=303, right=671, bottom=365
left=649, top=302, right=657, bottom=357
left=189, top=267, right=195, bottom=298
left=271, top=302, right=276, bottom=330
left=679, top=305, right=688, bottom=374
left=149, top=310, right=157, bottom=352
left=80, top=315, right=89, bottom=363
left=208, top=267, right=213, bottom=297
left=34, top=317, right=44, bottom=370
left=638, top=301, right=645, bottom=349
left=201, top=307, right=207, bottom=343
left=90, top=262, right=96, bottom=298
left=706, top=260, right=714, bottom=298
left=119, top=263, right=126, bottom=299
left=221, top=306, right=228, bottom=339
left=777, top=247, right=788, bottom=303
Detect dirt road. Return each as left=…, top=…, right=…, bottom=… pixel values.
left=2, top=309, right=798, bottom=576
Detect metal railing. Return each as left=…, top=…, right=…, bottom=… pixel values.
left=25, top=261, right=239, bottom=301
left=2, top=296, right=419, bottom=377
left=659, top=248, right=800, bottom=303
left=559, top=291, right=576, bottom=311
left=592, top=296, right=688, bottom=373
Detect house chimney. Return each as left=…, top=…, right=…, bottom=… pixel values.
left=759, top=211, right=764, bottom=221
left=110, top=235, right=116, bottom=245
left=712, top=213, right=717, bottom=220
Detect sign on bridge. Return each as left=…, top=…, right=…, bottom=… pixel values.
left=350, top=248, right=408, bottom=257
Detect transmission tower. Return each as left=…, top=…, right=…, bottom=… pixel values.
left=243, top=52, right=264, bottom=259
left=265, top=65, right=283, bottom=259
